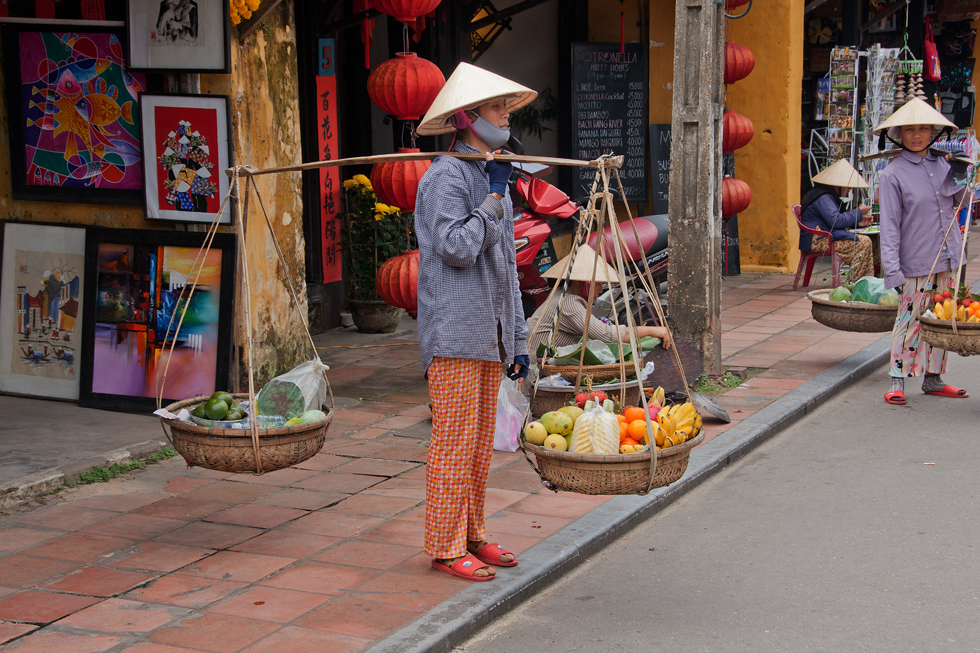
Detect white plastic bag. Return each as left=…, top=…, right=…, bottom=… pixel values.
left=493, top=377, right=529, bottom=452
left=255, top=359, right=330, bottom=420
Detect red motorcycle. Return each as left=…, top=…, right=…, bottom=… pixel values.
left=512, top=168, right=579, bottom=318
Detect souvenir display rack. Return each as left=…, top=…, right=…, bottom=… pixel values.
left=827, top=47, right=859, bottom=162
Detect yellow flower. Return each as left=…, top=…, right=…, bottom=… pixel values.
left=388, top=205, right=401, bottom=213
left=375, top=203, right=391, bottom=213
left=343, top=179, right=356, bottom=189
left=374, top=213, right=383, bottom=221
left=353, top=174, right=372, bottom=188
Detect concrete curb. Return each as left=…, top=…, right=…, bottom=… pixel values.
left=0, top=438, right=171, bottom=509
left=365, top=335, right=891, bottom=653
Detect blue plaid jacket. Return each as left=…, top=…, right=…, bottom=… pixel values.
left=415, top=141, right=529, bottom=373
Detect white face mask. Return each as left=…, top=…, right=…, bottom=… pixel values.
left=470, top=115, right=511, bottom=150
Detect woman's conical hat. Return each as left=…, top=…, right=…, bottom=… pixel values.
left=416, top=63, right=537, bottom=136
left=873, top=97, right=957, bottom=138
left=811, top=158, right=868, bottom=189
left=542, top=244, right=622, bottom=284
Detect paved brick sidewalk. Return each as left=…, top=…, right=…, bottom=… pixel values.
left=0, top=264, right=969, bottom=652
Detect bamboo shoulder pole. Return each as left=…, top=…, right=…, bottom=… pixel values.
left=225, top=152, right=624, bottom=178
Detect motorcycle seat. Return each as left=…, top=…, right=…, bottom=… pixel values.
left=515, top=176, right=578, bottom=218
left=587, top=218, right=660, bottom=262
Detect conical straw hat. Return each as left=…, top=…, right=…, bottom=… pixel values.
left=811, top=158, right=868, bottom=189
left=416, top=63, right=537, bottom=136
left=873, top=97, right=956, bottom=138
left=542, top=244, right=622, bottom=284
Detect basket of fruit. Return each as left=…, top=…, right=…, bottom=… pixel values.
left=918, top=295, right=980, bottom=355
left=521, top=390, right=704, bottom=495
left=531, top=382, right=641, bottom=418
left=159, top=391, right=332, bottom=474
left=808, top=284, right=898, bottom=333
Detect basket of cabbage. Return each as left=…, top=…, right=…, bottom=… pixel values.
left=807, top=276, right=899, bottom=333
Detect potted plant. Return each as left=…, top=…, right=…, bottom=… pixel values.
left=342, top=174, right=412, bottom=333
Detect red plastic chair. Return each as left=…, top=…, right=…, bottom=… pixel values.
left=793, top=204, right=840, bottom=290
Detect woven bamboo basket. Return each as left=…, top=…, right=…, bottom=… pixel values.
left=917, top=315, right=980, bottom=356
left=540, top=362, right=636, bottom=383
left=524, top=430, right=704, bottom=495
left=160, top=394, right=332, bottom=473
left=808, top=289, right=898, bottom=333
left=531, top=380, right=642, bottom=417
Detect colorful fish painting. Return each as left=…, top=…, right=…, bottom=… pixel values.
left=17, top=30, right=145, bottom=190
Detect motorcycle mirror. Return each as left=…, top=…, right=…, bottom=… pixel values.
left=507, top=135, right=525, bottom=156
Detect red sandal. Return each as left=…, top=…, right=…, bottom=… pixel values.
left=431, top=554, right=495, bottom=581
left=884, top=390, right=906, bottom=406
left=924, top=385, right=969, bottom=398
left=469, top=541, right=518, bottom=567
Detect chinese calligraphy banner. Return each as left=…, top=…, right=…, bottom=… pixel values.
left=316, top=39, right=342, bottom=284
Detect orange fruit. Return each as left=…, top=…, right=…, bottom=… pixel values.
left=627, top=419, right=648, bottom=442
left=616, top=413, right=628, bottom=424
left=621, top=437, right=640, bottom=447
left=972, top=302, right=980, bottom=311
left=619, top=421, right=629, bottom=443
left=623, top=406, right=646, bottom=423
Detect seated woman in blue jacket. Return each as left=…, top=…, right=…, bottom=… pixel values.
left=800, top=158, right=874, bottom=279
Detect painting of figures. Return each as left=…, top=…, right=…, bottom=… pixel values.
left=2, top=25, right=147, bottom=204
left=0, top=222, right=86, bottom=400
left=126, top=0, right=229, bottom=72
left=80, top=229, right=234, bottom=412
left=141, top=94, right=231, bottom=223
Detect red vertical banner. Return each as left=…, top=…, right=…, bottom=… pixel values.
left=316, top=39, right=342, bottom=283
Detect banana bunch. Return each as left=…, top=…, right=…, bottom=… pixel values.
left=933, top=300, right=979, bottom=322
left=652, top=402, right=701, bottom=448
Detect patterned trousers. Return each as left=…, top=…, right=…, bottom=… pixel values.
left=812, top=235, right=875, bottom=280
left=889, top=272, right=954, bottom=378
left=424, top=357, right=502, bottom=559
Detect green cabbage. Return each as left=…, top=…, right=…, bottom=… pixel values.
left=878, top=289, right=900, bottom=306
left=851, top=276, right=885, bottom=304
left=828, top=286, right=852, bottom=302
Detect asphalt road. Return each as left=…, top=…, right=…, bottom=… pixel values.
left=458, top=355, right=980, bottom=653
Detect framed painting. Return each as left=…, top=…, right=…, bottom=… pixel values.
left=1, top=24, right=148, bottom=205
left=139, top=93, right=232, bottom=223
left=79, top=228, right=235, bottom=413
left=126, top=0, right=230, bottom=72
left=0, top=221, right=86, bottom=400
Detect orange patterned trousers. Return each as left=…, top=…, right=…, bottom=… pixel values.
left=424, top=357, right=502, bottom=559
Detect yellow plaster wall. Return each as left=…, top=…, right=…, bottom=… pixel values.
left=726, top=0, right=804, bottom=272
left=226, top=12, right=309, bottom=387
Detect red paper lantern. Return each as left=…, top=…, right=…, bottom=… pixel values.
left=370, top=148, right=431, bottom=212
left=725, top=41, right=755, bottom=85
left=722, top=177, right=751, bottom=219
left=376, top=249, right=420, bottom=313
left=723, top=110, right=754, bottom=152
left=369, top=0, right=441, bottom=23
left=367, top=52, right=445, bottom=120
left=726, top=0, right=750, bottom=8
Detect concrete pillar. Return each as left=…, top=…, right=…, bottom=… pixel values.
left=667, top=0, right=724, bottom=375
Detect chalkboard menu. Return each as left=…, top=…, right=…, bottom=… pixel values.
left=571, top=42, right=648, bottom=202
left=648, top=123, right=671, bottom=214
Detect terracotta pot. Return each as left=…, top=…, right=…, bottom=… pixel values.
left=348, top=299, right=402, bottom=334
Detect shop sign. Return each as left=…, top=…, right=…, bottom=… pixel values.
left=316, top=38, right=342, bottom=284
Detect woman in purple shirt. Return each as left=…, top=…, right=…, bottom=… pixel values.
left=874, top=98, right=969, bottom=405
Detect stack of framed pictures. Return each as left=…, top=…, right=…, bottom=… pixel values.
left=0, top=222, right=236, bottom=411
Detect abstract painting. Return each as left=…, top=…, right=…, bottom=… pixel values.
left=140, top=94, right=231, bottom=223
left=127, top=0, right=230, bottom=72
left=0, top=222, right=86, bottom=400
left=80, top=228, right=234, bottom=412
left=2, top=25, right=147, bottom=204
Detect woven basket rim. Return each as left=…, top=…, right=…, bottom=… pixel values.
left=524, top=429, right=704, bottom=464
left=161, top=394, right=332, bottom=437
left=534, top=378, right=643, bottom=393
left=918, top=315, right=980, bottom=330
left=807, top=289, right=899, bottom=312
left=541, top=362, right=639, bottom=376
